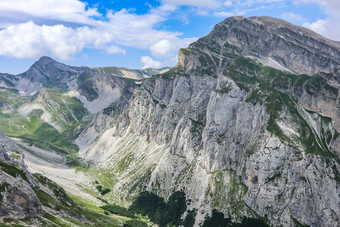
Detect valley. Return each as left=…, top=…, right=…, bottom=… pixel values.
left=0, top=16, right=339, bottom=227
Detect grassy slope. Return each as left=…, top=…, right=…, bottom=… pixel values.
left=0, top=88, right=88, bottom=158
left=0, top=155, right=148, bottom=226
left=0, top=91, right=92, bottom=184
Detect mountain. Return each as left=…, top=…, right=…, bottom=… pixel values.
left=0, top=57, right=169, bottom=226
left=78, top=16, right=340, bottom=226
left=0, top=56, right=167, bottom=103
left=0, top=130, right=131, bottom=226
left=0, top=16, right=339, bottom=227
left=0, top=58, right=165, bottom=155
left=187, top=16, right=340, bottom=75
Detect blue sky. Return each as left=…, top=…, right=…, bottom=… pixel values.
left=0, top=0, right=339, bottom=74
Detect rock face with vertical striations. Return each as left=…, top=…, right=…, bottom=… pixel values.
left=79, top=16, right=340, bottom=226
left=0, top=15, right=339, bottom=227
left=182, top=16, right=340, bottom=75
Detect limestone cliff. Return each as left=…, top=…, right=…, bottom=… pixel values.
left=80, top=16, right=340, bottom=226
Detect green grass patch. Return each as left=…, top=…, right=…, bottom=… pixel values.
left=0, top=88, right=29, bottom=111
left=115, top=153, right=135, bottom=173
left=43, top=213, right=71, bottom=226
left=159, top=65, right=184, bottom=79
left=33, top=173, right=124, bottom=226
left=179, top=48, right=191, bottom=56
left=0, top=88, right=91, bottom=157
left=101, top=204, right=135, bottom=218
left=0, top=110, right=79, bottom=154
left=0, top=160, right=28, bottom=182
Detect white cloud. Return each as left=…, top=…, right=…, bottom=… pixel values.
left=0, top=21, right=85, bottom=59
left=0, top=0, right=306, bottom=65
left=300, top=0, right=340, bottom=40
left=224, top=1, right=233, bottom=7
left=107, top=45, right=126, bottom=55
left=149, top=38, right=197, bottom=58
left=150, top=39, right=173, bottom=57
left=303, top=19, right=340, bottom=40
left=281, top=12, right=303, bottom=22
left=209, top=0, right=283, bottom=19
left=298, top=0, right=340, bottom=17
left=214, top=11, right=235, bottom=17
left=162, top=0, right=221, bottom=9
left=150, top=3, right=178, bottom=13
left=196, top=10, right=210, bottom=16
left=0, top=21, right=44, bottom=59
left=303, top=20, right=327, bottom=35
left=140, top=56, right=163, bottom=68
left=0, top=0, right=100, bottom=26
left=0, top=5, right=197, bottom=61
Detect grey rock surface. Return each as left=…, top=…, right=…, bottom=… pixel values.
left=82, top=16, right=340, bottom=226
left=0, top=15, right=339, bottom=227
left=0, top=131, right=43, bottom=220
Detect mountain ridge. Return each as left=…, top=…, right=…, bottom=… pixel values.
left=78, top=16, right=340, bottom=226
left=179, top=16, right=340, bottom=76
left=0, top=16, right=339, bottom=226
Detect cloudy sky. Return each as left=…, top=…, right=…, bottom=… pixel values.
left=0, top=0, right=339, bottom=73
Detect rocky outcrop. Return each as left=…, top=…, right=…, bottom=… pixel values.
left=182, top=16, right=340, bottom=75
left=20, top=56, right=81, bottom=91
left=0, top=131, right=43, bottom=220
left=81, top=16, right=340, bottom=226
left=0, top=15, right=338, bottom=227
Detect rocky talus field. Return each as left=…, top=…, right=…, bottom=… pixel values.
left=0, top=16, right=339, bottom=227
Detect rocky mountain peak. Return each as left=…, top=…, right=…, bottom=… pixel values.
left=0, top=15, right=339, bottom=227
left=29, top=56, right=78, bottom=75
left=36, top=55, right=56, bottom=64
left=180, top=16, right=340, bottom=75
left=19, top=56, right=80, bottom=91
left=220, top=16, right=339, bottom=45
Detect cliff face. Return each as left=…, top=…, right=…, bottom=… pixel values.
left=182, top=16, right=340, bottom=75
left=0, top=131, right=43, bottom=220
left=0, top=15, right=339, bottom=227
left=80, top=16, right=340, bottom=226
